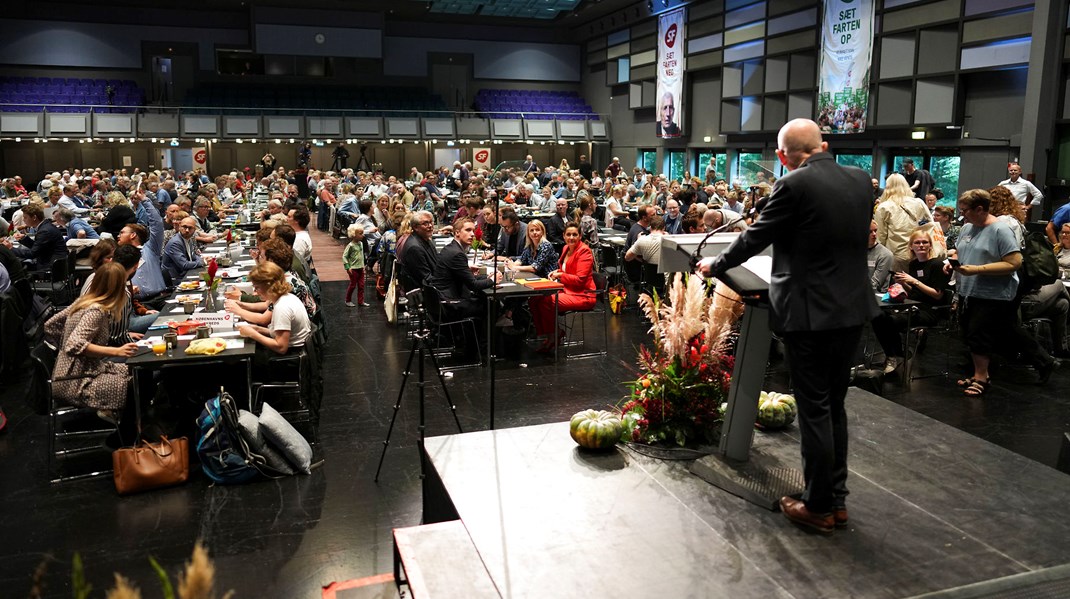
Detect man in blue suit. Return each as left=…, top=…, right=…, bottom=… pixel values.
left=699, top=119, right=879, bottom=535
left=162, top=217, right=203, bottom=282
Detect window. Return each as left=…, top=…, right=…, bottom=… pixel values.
left=668, top=151, right=686, bottom=182
left=835, top=153, right=873, bottom=174
left=638, top=150, right=657, bottom=175
left=736, top=153, right=774, bottom=187
left=929, top=155, right=960, bottom=206
left=697, top=152, right=727, bottom=183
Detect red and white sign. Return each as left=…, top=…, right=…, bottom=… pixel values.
left=656, top=8, right=686, bottom=139
left=473, top=148, right=492, bottom=170
left=192, top=146, right=208, bottom=171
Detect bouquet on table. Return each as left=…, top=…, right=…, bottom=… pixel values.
left=470, top=225, right=484, bottom=253
left=618, top=273, right=744, bottom=447
left=201, top=258, right=220, bottom=311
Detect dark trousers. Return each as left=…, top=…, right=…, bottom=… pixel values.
left=872, top=307, right=941, bottom=358
left=782, top=325, right=863, bottom=513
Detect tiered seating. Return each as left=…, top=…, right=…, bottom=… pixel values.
left=0, top=77, right=145, bottom=113
left=473, top=89, right=597, bottom=120
left=182, top=83, right=448, bottom=117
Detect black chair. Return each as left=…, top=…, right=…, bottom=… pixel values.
left=638, top=262, right=665, bottom=301
left=906, top=305, right=956, bottom=383
left=562, top=271, right=609, bottom=360
left=31, top=341, right=114, bottom=483
left=31, top=255, right=72, bottom=306
left=420, top=285, right=482, bottom=370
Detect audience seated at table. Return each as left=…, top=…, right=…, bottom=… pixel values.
left=493, top=207, right=527, bottom=259
left=44, top=261, right=138, bottom=425
left=429, top=217, right=501, bottom=346
left=239, top=261, right=312, bottom=376
left=574, top=194, right=599, bottom=246
left=531, top=222, right=596, bottom=353
left=395, top=210, right=438, bottom=293
left=871, top=228, right=951, bottom=374
left=53, top=206, right=99, bottom=240
left=226, top=238, right=318, bottom=323
left=3, top=203, right=67, bottom=271
left=162, top=216, right=204, bottom=281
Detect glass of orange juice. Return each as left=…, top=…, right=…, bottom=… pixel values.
left=151, top=339, right=166, bottom=356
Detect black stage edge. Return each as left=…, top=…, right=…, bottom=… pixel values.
left=422, top=387, right=1070, bottom=599
left=688, top=434, right=804, bottom=511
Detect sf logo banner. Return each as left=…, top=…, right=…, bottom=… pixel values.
left=193, top=148, right=207, bottom=166
left=664, top=23, right=678, bottom=48
left=473, top=148, right=492, bottom=169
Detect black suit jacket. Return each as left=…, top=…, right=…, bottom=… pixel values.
left=16, top=220, right=67, bottom=270
left=430, top=240, right=493, bottom=302
left=708, top=152, right=879, bottom=333
left=546, top=214, right=567, bottom=247
left=396, top=234, right=437, bottom=291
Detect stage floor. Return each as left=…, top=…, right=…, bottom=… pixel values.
left=423, top=387, right=1070, bottom=599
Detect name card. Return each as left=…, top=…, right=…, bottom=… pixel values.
left=198, top=311, right=236, bottom=330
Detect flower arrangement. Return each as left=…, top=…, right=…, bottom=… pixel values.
left=471, top=224, right=484, bottom=253
left=201, top=258, right=220, bottom=310
left=618, top=273, right=744, bottom=447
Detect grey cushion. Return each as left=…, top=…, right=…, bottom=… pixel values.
left=236, top=409, right=294, bottom=476
left=258, top=402, right=312, bottom=474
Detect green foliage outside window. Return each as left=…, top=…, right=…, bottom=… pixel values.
left=836, top=154, right=873, bottom=174
left=929, top=156, right=960, bottom=206
left=698, top=152, right=727, bottom=183
left=669, top=151, right=686, bottom=182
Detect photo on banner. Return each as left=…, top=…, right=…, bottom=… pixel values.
left=656, top=8, right=686, bottom=139
left=818, top=0, right=875, bottom=134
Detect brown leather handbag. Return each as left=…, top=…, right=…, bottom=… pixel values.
left=112, top=435, right=190, bottom=495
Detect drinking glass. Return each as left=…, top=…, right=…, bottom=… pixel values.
left=151, top=340, right=166, bottom=356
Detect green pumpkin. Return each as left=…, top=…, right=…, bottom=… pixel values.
left=569, top=409, right=623, bottom=450
left=756, top=391, right=797, bottom=430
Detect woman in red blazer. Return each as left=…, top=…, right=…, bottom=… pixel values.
left=531, top=222, right=597, bottom=352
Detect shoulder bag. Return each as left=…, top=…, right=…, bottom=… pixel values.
left=112, top=434, right=190, bottom=495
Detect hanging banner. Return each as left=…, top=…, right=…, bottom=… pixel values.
left=818, top=0, right=875, bottom=134
left=472, top=148, right=492, bottom=170
left=656, top=8, right=685, bottom=139
left=192, top=146, right=208, bottom=172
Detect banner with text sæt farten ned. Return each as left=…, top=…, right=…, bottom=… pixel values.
left=656, top=8, right=685, bottom=139
left=818, top=0, right=875, bottom=134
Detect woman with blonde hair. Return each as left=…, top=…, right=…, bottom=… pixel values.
left=44, top=262, right=138, bottom=421
left=508, top=219, right=558, bottom=279
left=875, top=173, right=934, bottom=271
left=871, top=228, right=951, bottom=373
left=238, top=261, right=311, bottom=357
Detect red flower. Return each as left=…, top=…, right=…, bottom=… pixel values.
left=226, top=228, right=233, bottom=243
left=474, top=226, right=483, bottom=241
left=207, top=258, right=218, bottom=284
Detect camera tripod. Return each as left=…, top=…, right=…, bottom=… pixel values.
left=374, top=292, right=464, bottom=482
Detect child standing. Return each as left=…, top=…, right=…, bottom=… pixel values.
left=343, top=224, right=369, bottom=307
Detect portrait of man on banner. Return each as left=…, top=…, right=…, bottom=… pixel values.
left=656, top=91, right=681, bottom=137
left=656, top=8, right=686, bottom=139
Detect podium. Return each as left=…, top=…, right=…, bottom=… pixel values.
left=660, top=234, right=803, bottom=510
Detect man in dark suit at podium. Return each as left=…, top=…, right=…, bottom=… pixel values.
left=698, top=118, right=878, bottom=534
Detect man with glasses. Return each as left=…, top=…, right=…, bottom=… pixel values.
left=663, top=199, right=683, bottom=234
left=163, top=217, right=205, bottom=281
left=396, top=211, right=438, bottom=292
left=494, top=207, right=527, bottom=259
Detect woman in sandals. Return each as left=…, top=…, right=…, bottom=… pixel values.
left=947, top=189, right=1058, bottom=397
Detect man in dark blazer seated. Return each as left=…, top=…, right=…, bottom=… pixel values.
left=698, top=118, right=878, bottom=535
left=396, top=210, right=438, bottom=292
left=162, top=217, right=204, bottom=281
left=430, top=218, right=501, bottom=321
left=5, top=203, right=67, bottom=271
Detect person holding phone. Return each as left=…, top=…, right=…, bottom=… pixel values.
left=872, top=229, right=951, bottom=373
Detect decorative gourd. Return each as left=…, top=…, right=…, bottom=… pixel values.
left=569, top=410, right=623, bottom=450
left=756, top=391, right=797, bottom=430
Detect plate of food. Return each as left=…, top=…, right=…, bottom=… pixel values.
left=175, top=294, right=201, bottom=303
left=217, top=269, right=247, bottom=279
left=177, top=281, right=204, bottom=291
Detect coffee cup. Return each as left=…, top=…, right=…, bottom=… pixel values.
left=195, top=325, right=213, bottom=339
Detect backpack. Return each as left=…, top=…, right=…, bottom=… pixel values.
left=1020, top=229, right=1059, bottom=291
left=195, top=390, right=264, bottom=485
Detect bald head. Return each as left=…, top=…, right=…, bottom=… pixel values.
left=776, top=118, right=827, bottom=171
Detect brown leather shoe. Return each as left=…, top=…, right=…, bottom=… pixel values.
left=833, top=508, right=848, bottom=529
left=779, top=496, right=834, bottom=534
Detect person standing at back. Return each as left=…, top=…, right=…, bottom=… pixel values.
left=699, top=118, right=878, bottom=535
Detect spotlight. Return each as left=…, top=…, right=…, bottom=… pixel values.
left=14, top=137, right=20, bottom=142
left=289, top=138, right=295, bottom=143
left=62, top=137, right=68, bottom=142
left=432, top=139, right=438, bottom=144
left=109, top=137, right=114, bottom=142
left=236, top=138, right=243, bottom=143
left=275, top=139, right=281, bottom=144
left=151, top=137, right=157, bottom=143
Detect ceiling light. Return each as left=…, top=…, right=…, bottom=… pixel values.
left=250, top=138, right=257, bottom=143
left=446, top=140, right=455, bottom=147
left=432, top=139, right=438, bottom=144
left=326, top=139, right=331, bottom=144
left=236, top=138, right=243, bottom=143
left=911, top=131, right=926, bottom=140
left=211, top=138, right=218, bottom=143
left=109, top=137, right=114, bottom=142
left=289, top=138, right=295, bottom=143
left=14, top=137, right=20, bottom=142
left=381, top=140, right=386, bottom=144
left=275, top=139, right=281, bottom=144
left=87, top=137, right=92, bottom=142
left=62, top=137, right=68, bottom=142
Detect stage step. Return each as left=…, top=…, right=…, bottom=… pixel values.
left=393, top=520, right=500, bottom=598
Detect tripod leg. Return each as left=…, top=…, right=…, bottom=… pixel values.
left=423, top=336, right=464, bottom=434
left=374, top=337, right=419, bottom=482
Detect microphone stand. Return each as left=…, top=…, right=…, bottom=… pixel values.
left=489, top=192, right=501, bottom=429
